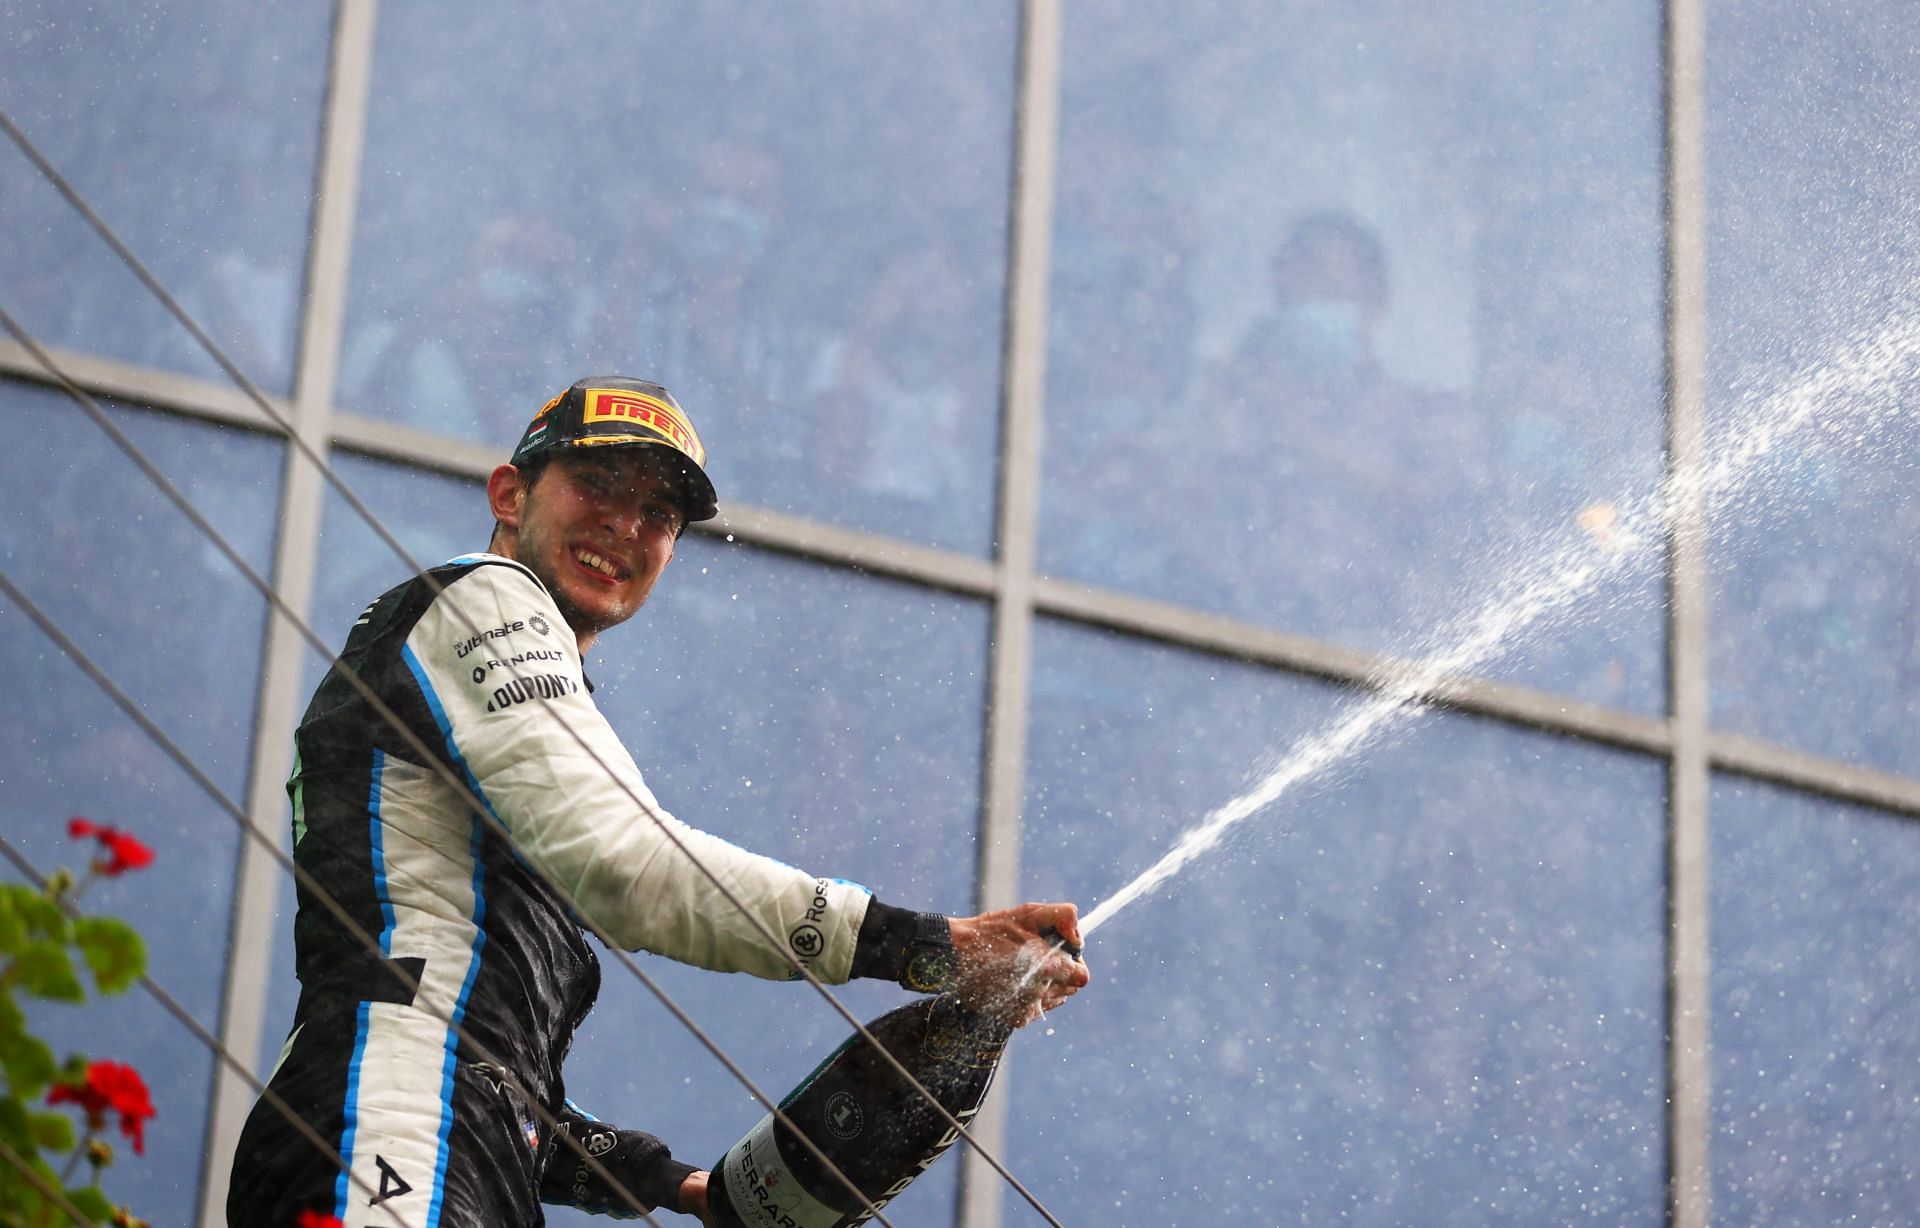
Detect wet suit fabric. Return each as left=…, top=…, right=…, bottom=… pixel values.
left=227, top=554, right=911, bottom=1226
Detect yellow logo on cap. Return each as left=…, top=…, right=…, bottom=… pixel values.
left=581, top=389, right=705, bottom=466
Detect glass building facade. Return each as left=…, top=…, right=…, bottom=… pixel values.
left=2, top=3, right=1917, bottom=1225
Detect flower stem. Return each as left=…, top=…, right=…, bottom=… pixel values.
left=60, top=1132, right=91, bottom=1184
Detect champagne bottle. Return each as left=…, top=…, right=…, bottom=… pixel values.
left=706, top=994, right=1014, bottom=1228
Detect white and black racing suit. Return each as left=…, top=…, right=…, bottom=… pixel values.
left=227, top=554, right=922, bottom=1227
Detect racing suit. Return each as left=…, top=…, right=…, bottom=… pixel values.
left=227, top=554, right=921, bottom=1227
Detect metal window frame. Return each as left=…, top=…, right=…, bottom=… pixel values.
left=958, top=2, right=1062, bottom=1225
left=1664, top=1, right=1712, bottom=1225
left=194, top=2, right=380, bottom=1224
left=3, top=0, right=1917, bottom=1223
left=7, top=346, right=1915, bottom=828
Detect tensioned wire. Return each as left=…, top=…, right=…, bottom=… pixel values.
left=3, top=85, right=1057, bottom=1221
left=0, top=106, right=1065, bottom=1227
left=0, top=1135, right=101, bottom=1228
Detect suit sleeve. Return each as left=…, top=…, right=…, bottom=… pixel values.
left=400, top=559, right=872, bottom=982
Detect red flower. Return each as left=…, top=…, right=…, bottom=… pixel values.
left=97, top=829, right=154, bottom=875
left=294, top=1211, right=344, bottom=1228
left=47, top=1060, right=156, bottom=1155
left=67, top=816, right=155, bottom=876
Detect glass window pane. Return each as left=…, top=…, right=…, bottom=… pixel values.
left=1039, top=3, right=1666, bottom=711
left=0, top=381, right=280, bottom=1225
left=1711, top=778, right=1920, bottom=1222
left=342, top=2, right=1018, bottom=555
left=1013, top=620, right=1668, bottom=1223
left=1707, top=2, right=1920, bottom=776
left=0, top=3, right=331, bottom=394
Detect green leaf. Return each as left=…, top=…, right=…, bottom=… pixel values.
left=71, top=918, right=144, bottom=997
left=27, top=1110, right=75, bottom=1154
left=12, top=943, right=85, bottom=1003
left=9, top=890, right=68, bottom=942
left=0, top=1095, right=35, bottom=1158
left=63, top=1183, right=115, bottom=1224
left=0, top=884, right=29, bottom=954
left=0, top=1020, right=59, bottom=1098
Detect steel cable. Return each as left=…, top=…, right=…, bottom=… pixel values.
left=0, top=1135, right=102, bottom=1228
left=2, top=103, right=1065, bottom=1226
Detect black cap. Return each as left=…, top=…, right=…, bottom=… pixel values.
left=509, top=376, right=719, bottom=522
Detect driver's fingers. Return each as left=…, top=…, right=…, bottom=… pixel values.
left=1034, top=947, right=1090, bottom=989
left=1039, top=985, right=1076, bottom=1011
left=1029, top=902, right=1084, bottom=948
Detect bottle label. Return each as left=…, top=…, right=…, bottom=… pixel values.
left=921, top=1010, right=1007, bottom=1070
left=720, top=1113, right=847, bottom=1228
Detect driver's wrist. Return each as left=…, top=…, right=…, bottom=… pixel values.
left=677, top=1170, right=708, bottom=1216
left=848, top=898, right=920, bottom=981
left=898, top=912, right=957, bottom=994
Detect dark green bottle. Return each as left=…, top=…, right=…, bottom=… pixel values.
left=707, top=994, right=1013, bottom=1228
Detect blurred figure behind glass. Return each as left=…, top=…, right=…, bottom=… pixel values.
left=1195, top=211, right=1490, bottom=638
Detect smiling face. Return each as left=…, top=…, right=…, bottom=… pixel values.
left=486, top=449, right=687, bottom=651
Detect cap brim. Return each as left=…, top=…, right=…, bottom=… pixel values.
left=557, top=437, right=718, bottom=522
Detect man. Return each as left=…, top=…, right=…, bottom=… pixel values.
left=1192, top=213, right=1488, bottom=634
left=228, top=376, right=1089, bottom=1226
